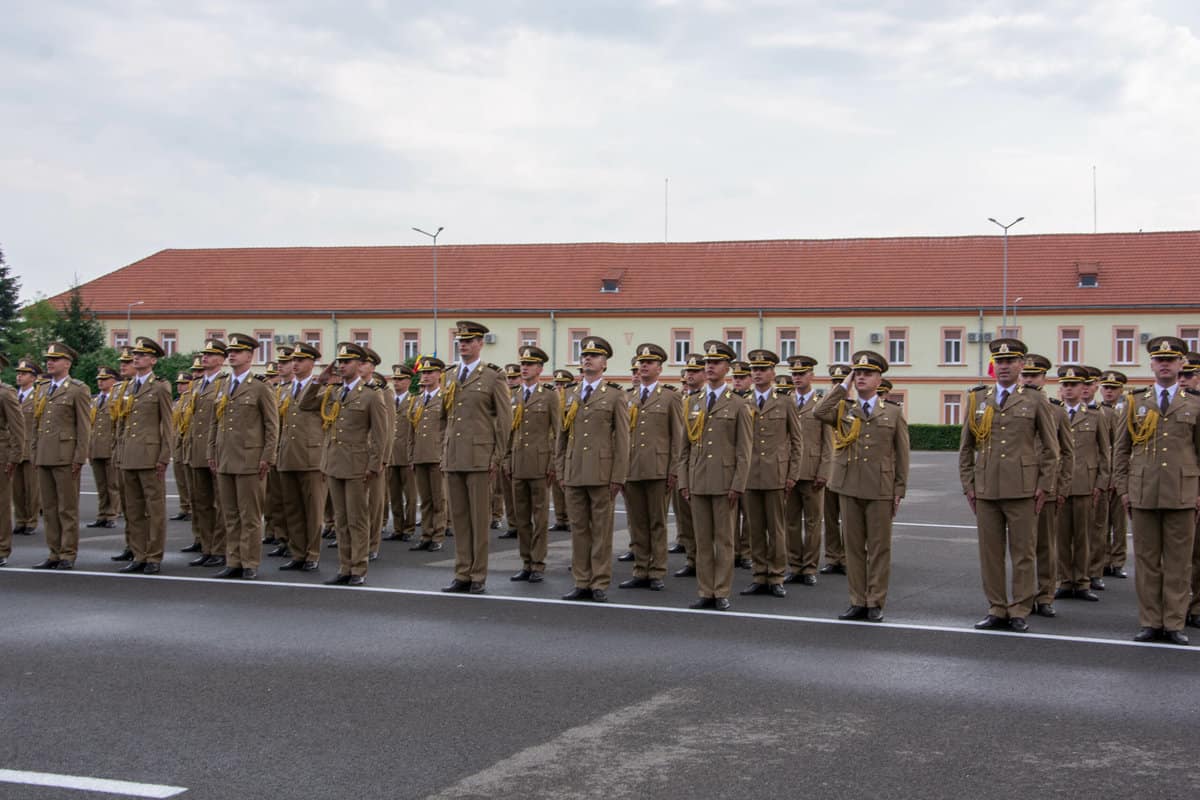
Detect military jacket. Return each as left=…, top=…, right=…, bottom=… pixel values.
left=1060, top=403, right=1111, bottom=496
left=208, top=372, right=279, bottom=474
left=814, top=385, right=909, bottom=501
left=303, top=379, right=386, bottom=479
left=277, top=377, right=324, bottom=471
left=187, top=372, right=228, bottom=469
left=171, top=393, right=191, bottom=464
left=388, top=392, right=415, bottom=467
left=507, top=382, right=562, bottom=480
left=0, top=383, right=24, bottom=465
left=17, top=386, right=37, bottom=462
left=89, top=391, right=118, bottom=460
left=119, top=374, right=174, bottom=469
left=678, top=386, right=752, bottom=496
left=957, top=384, right=1058, bottom=500
left=793, top=389, right=833, bottom=483
left=110, top=379, right=133, bottom=466
left=626, top=383, right=683, bottom=482
left=556, top=379, right=630, bottom=487
left=746, top=390, right=804, bottom=491
left=1113, top=386, right=1200, bottom=510
left=442, top=362, right=512, bottom=472
left=410, top=389, right=447, bottom=465
left=1041, top=395, right=1075, bottom=499
left=33, top=377, right=92, bottom=467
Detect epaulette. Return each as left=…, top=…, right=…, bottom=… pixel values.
left=487, top=363, right=502, bottom=372
left=662, top=384, right=677, bottom=391
left=443, top=362, right=458, bottom=372
left=1025, top=384, right=1043, bottom=392
left=362, top=380, right=379, bottom=390
left=1129, top=387, right=1149, bottom=395
left=969, top=384, right=987, bottom=393
left=885, top=399, right=902, bottom=407
left=625, top=386, right=637, bottom=393
left=70, top=378, right=86, bottom=387
left=1087, top=402, right=1099, bottom=409
left=606, top=381, right=622, bottom=390
left=253, top=374, right=269, bottom=383
left=1186, top=388, right=1200, bottom=397
left=774, top=387, right=790, bottom=396
left=814, top=389, right=825, bottom=399
left=1049, top=397, right=1063, bottom=406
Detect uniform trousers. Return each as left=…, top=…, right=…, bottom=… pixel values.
left=1131, top=508, right=1195, bottom=631
left=841, top=495, right=893, bottom=609
left=387, top=464, right=417, bottom=535
left=216, top=472, right=265, bottom=569
left=366, top=470, right=387, bottom=553
left=189, top=466, right=225, bottom=556
left=1087, top=491, right=1109, bottom=580
left=673, top=487, right=696, bottom=567
left=324, top=488, right=335, bottom=527
left=14, top=460, right=40, bottom=528
left=1055, top=495, right=1092, bottom=591
left=512, top=475, right=550, bottom=572
left=744, top=488, right=788, bottom=585
left=123, top=468, right=167, bottom=564
left=38, top=465, right=80, bottom=561
left=265, top=468, right=286, bottom=541
left=447, top=470, right=491, bottom=583
left=624, top=478, right=669, bottom=580
left=490, top=477, right=504, bottom=524
left=1189, top=516, right=1200, bottom=618
left=785, top=480, right=824, bottom=576
left=976, top=497, right=1037, bottom=619
left=735, top=502, right=750, bottom=561
left=552, top=479, right=570, bottom=526
left=413, top=463, right=446, bottom=542
left=565, top=484, right=614, bottom=590
left=327, top=475, right=370, bottom=577
left=1034, top=502, right=1058, bottom=604
left=92, top=458, right=120, bottom=521
left=1106, top=491, right=1127, bottom=568
left=0, top=468, right=11, bottom=557
left=823, top=490, right=846, bottom=567
left=502, top=469, right=517, bottom=529
left=278, top=469, right=326, bottom=564
left=690, top=493, right=735, bottom=599
left=173, top=458, right=192, bottom=515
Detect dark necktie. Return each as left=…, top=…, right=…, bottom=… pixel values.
left=395, top=394, right=401, bottom=409
left=424, top=393, right=431, bottom=406
left=1069, top=408, right=1076, bottom=422
left=997, top=389, right=1008, bottom=408
left=136, top=379, right=144, bottom=395
left=706, top=391, right=716, bottom=413
left=97, top=394, right=106, bottom=410
left=863, top=401, right=871, bottom=416
left=796, top=394, right=804, bottom=409
left=48, top=382, right=59, bottom=398
left=339, top=385, right=349, bottom=403
left=524, top=387, right=532, bottom=403
left=758, top=395, right=765, bottom=411
left=640, top=387, right=649, bottom=405
left=459, top=366, right=469, bottom=385
left=582, top=385, right=593, bottom=404
left=1160, top=389, right=1170, bottom=415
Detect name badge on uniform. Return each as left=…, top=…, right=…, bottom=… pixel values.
left=1136, top=406, right=1147, bottom=418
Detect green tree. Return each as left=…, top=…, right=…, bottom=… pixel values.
left=53, top=284, right=105, bottom=356
left=0, top=246, right=21, bottom=354
left=15, top=298, right=59, bottom=365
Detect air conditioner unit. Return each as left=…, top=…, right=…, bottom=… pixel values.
left=483, top=333, right=498, bottom=344
left=288, top=334, right=298, bottom=344
left=273, top=334, right=285, bottom=344
left=869, top=333, right=883, bottom=344
left=967, top=333, right=980, bottom=343
left=1139, top=332, right=1152, bottom=343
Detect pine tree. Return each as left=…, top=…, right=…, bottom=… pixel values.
left=53, top=285, right=105, bottom=356
left=0, top=246, right=22, bottom=354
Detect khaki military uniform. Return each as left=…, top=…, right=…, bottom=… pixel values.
left=119, top=374, right=174, bottom=564
left=678, top=388, right=753, bottom=600
left=387, top=392, right=418, bottom=537
left=625, top=384, right=683, bottom=580
left=277, top=376, right=327, bottom=564
left=89, top=389, right=121, bottom=522
left=35, top=377, right=92, bottom=562
left=263, top=383, right=289, bottom=547
left=958, top=385, right=1059, bottom=620
left=1036, top=396, right=1074, bottom=605
left=171, top=393, right=192, bottom=518
left=1086, top=403, right=1115, bottom=581
left=744, top=389, right=803, bottom=586
left=507, top=382, right=562, bottom=573
left=1101, top=399, right=1129, bottom=570
left=556, top=379, right=630, bottom=591
left=366, top=378, right=396, bottom=555
left=188, top=372, right=228, bottom=559
left=673, top=388, right=703, bottom=568
left=1113, top=385, right=1200, bottom=632
left=14, top=386, right=41, bottom=531
left=411, top=389, right=448, bottom=544
left=443, top=363, right=512, bottom=585
left=1056, top=403, right=1111, bottom=591
left=786, top=389, right=832, bottom=576
left=0, top=383, right=25, bottom=559
left=209, top=373, right=279, bottom=570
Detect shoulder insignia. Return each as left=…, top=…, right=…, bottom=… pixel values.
left=969, top=384, right=987, bottom=394
left=362, top=381, right=378, bottom=390
left=1049, top=398, right=1063, bottom=406
left=606, top=381, right=623, bottom=390
left=1087, top=402, right=1099, bottom=409
left=662, top=384, right=676, bottom=391
left=885, top=399, right=902, bottom=407
left=442, top=363, right=457, bottom=373
left=1186, top=388, right=1200, bottom=397
left=1129, top=387, right=1149, bottom=395
left=71, top=378, right=86, bottom=387
left=774, top=387, right=789, bottom=396
left=487, top=363, right=502, bottom=372
left=814, top=389, right=825, bottom=398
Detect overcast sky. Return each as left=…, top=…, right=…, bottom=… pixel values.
left=3, top=0, right=1198, bottom=302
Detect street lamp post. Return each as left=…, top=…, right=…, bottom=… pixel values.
left=412, top=226, right=444, bottom=357
left=126, top=300, right=144, bottom=345
left=987, top=216, right=1024, bottom=331
left=1011, top=296, right=1023, bottom=333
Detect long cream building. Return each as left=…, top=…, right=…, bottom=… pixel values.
left=54, top=232, right=1200, bottom=425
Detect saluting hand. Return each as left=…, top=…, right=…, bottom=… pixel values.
left=965, top=489, right=977, bottom=515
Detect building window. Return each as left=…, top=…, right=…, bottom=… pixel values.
left=402, top=330, right=420, bottom=361
left=885, top=390, right=907, bottom=409
left=778, top=329, right=797, bottom=360
left=1078, top=274, right=1099, bottom=288
left=253, top=330, right=273, bottom=365
left=569, top=329, right=589, bottom=364
left=205, top=329, right=225, bottom=344
left=600, top=279, right=620, bottom=293
left=159, top=331, right=177, bottom=357
left=110, top=329, right=128, bottom=349
left=998, top=326, right=1021, bottom=339
left=302, top=329, right=322, bottom=353
left=1113, top=327, right=1137, bottom=365
left=886, top=328, right=908, bottom=365
left=723, top=328, right=744, bottom=359
left=671, top=329, right=693, bottom=365
left=351, top=329, right=370, bottom=349
left=1060, top=328, right=1081, bottom=363
left=519, top=328, right=540, bottom=347
left=942, top=392, right=962, bottom=425
left=1179, top=326, right=1199, bottom=353
left=941, top=328, right=964, bottom=365
left=832, top=329, right=852, bottom=364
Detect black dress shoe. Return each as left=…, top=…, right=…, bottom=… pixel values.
left=262, top=536, right=277, bottom=545
left=489, top=520, right=502, bottom=530
left=838, top=605, right=868, bottom=620
left=1090, top=577, right=1106, bottom=591
left=86, top=519, right=115, bottom=528
left=214, top=566, right=243, bottom=579
left=1008, top=617, right=1029, bottom=633
left=54, top=560, right=74, bottom=570
left=442, top=579, right=471, bottom=593
left=170, top=512, right=191, bottom=521
left=202, top=555, right=226, bottom=567
left=867, top=607, right=884, bottom=622
left=321, top=526, right=335, bottom=539
left=714, top=597, right=731, bottom=611
left=528, top=570, right=544, bottom=583
left=498, top=529, right=518, bottom=539
left=974, top=614, right=1008, bottom=630
left=348, top=575, right=365, bottom=586
left=1162, top=630, right=1190, bottom=646
left=18, top=526, right=36, bottom=535
left=118, top=561, right=147, bottom=574
left=1133, top=627, right=1161, bottom=642
left=1102, top=565, right=1113, bottom=576
left=591, top=589, right=608, bottom=602
left=550, top=523, right=571, bottom=532
left=673, top=564, right=696, bottom=577
left=819, top=563, right=846, bottom=575
left=1034, top=603, right=1057, bottom=618
left=267, top=545, right=289, bottom=557
left=619, top=576, right=650, bottom=589
left=302, top=561, right=319, bottom=571
left=799, top=574, right=816, bottom=586
left=1053, top=587, right=1073, bottom=599
left=511, top=569, right=532, bottom=582
left=1186, top=614, right=1200, bottom=630
left=32, top=558, right=61, bottom=570
left=689, top=597, right=715, bottom=609
left=648, top=579, right=665, bottom=591
left=739, top=582, right=769, bottom=596
left=428, top=542, right=443, bottom=551
left=239, top=568, right=257, bottom=580
left=667, top=542, right=685, bottom=554
left=1076, top=589, right=1101, bottom=602
left=735, top=557, right=753, bottom=570
left=180, top=541, right=203, bottom=553
left=410, top=540, right=432, bottom=551
left=142, top=563, right=160, bottom=575
left=562, top=587, right=592, bottom=601
left=110, top=548, right=134, bottom=562
left=382, top=533, right=405, bottom=541
left=326, top=539, right=338, bottom=548
left=770, top=584, right=787, bottom=598
left=324, top=574, right=352, bottom=586
left=279, top=559, right=306, bottom=571
left=1110, top=567, right=1127, bottom=579
left=617, top=550, right=635, bottom=562
left=0, top=557, right=7, bottom=567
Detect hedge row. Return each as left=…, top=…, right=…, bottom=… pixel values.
left=909, top=424, right=962, bottom=451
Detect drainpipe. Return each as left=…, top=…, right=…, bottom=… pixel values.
left=550, top=310, right=557, bottom=370
left=758, top=309, right=764, bottom=349
left=331, top=311, right=338, bottom=353
left=977, top=307, right=984, bottom=377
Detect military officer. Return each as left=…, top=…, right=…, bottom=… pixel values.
left=1097, top=370, right=1130, bottom=579
left=409, top=357, right=448, bottom=551
left=1076, top=365, right=1114, bottom=593
left=739, top=349, right=803, bottom=597
left=276, top=342, right=325, bottom=571
left=384, top=364, right=417, bottom=542
left=784, top=354, right=832, bottom=585
left=1051, top=365, right=1110, bottom=604
left=618, top=343, right=683, bottom=591
left=263, top=347, right=295, bottom=552
left=730, top=360, right=753, bottom=396
left=670, top=353, right=707, bottom=574
left=31, top=342, right=92, bottom=570
left=359, top=346, right=395, bottom=562
left=959, top=338, right=1059, bottom=632
left=208, top=333, right=279, bottom=580
left=729, top=360, right=754, bottom=571
left=820, top=363, right=852, bottom=575
left=814, top=351, right=909, bottom=621
left=179, top=356, right=206, bottom=550
left=0, top=355, right=26, bottom=567
left=505, top=346, right=561, bottom=583
left=1113, top=336, right=1200, bottom=645
left=12, top=359, right=41, bottom=536
left=678, top=341, right=752, bottom=610
left=440, top=321, right=512, bottom=594
left=86, top=366, right=121, bottom=529
left=495, top=363, right=523, bottom=539
left=107, top=347, right=136, bottom=560
left=186, top=340, right=229, bottom=567
left=557, top=336, right=629, bottom=602
left=170, top=372, right=193, bottom=523
left=549, top=369, right=575, bottom=532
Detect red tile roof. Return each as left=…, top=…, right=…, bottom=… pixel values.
left=55, top=231, right=1200, bottom=316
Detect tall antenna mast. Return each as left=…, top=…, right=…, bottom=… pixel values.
left=1092, top=165, right=1097, bottom=234
left=664, top=178, right=669, bottom=243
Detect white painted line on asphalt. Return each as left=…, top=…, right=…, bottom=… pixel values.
left=3, top=568, right=1195, bottom=654
left=0, top=768, right=186, bottom=797
left=81, top=491, right=181, bottom=499
left=894, top=521, right=977, bottom=530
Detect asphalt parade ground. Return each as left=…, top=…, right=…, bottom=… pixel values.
left=2, top=452, right=1198, bottom=799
